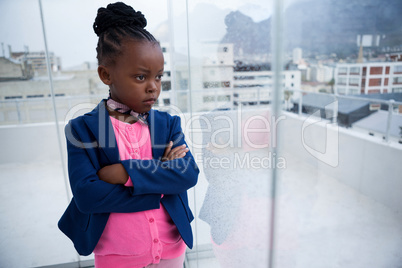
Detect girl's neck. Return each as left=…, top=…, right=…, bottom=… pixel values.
left=106, top=105, right=139, bottom=124
left=106, top=98, right=149, bottom=125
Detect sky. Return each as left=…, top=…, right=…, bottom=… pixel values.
left=0, top=0, right=295, bottom=68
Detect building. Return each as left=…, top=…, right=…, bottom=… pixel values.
left=353, top=92, right=402, bottom=113
left=201, top=43, right=235, bottom=111
left=233, top=62, right=301, bottom=107
left=0, top=57, right=33, bottom=81
left=159, top=43, right=302, bottom=112
left=335, top=62, right=402, bottom=95
left=352, top=110, right=402, bottom=143
left=310, top=63, right=334, bottom=83
left=0, top=42, right=302, bottom=122
left=11, top=51, right=61, bottom=75
left=158, top=43, right=174, bottom=108
left=301, top=81, right=333, bottom=94
left=293, top=47, right=303, bottom=64
left=0, top=69, right=106, bottom=101
left=389, top=52, right=402, bottom=62
left=293, top=93, right=372, bottom=127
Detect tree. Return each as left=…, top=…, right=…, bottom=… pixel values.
left=328, top=78, right=335, bottom=93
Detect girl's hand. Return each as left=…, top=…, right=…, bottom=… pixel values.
left=97, top=163, right=129, bottom=184
left=162, top=141, right=189, bottom=161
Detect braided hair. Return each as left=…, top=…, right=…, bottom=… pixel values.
left=93, top=2, right=158, bottom=66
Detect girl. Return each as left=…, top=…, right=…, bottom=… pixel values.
left=58, top=2, right=199, bottom=267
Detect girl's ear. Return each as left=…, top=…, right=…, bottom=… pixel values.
left=98, top=65, right=112, bottom=85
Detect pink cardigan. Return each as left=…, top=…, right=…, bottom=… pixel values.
left=93, top=116, right=186, bottom=267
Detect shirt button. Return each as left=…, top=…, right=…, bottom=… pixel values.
left=149, top=218, right=154, bottom=223
left=127, top=126, right=133, bottom=131
left=153, top=238, right=159, bottom=243
left=155, top=256, right=160, bottom=260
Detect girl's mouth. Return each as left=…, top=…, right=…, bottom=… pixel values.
left=143, top=98, right=156, bottom=105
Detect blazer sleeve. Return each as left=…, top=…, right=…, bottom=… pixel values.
left=121, top=115, right=199, bottom=195
left=65, top=121, right=162, bottom=214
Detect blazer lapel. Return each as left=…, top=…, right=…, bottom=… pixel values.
left=83, top=100, right=120, bottom=164
left=147, top=110, right=166, bottom=160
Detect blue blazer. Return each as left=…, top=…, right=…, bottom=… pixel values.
left=58, top=100, right=199, bottom=256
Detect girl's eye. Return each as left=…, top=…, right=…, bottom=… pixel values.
left=136, top=75, right=145, bottom=81
left=156, top=74, right=163, bottom=80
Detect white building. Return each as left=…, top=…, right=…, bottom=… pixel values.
left=293, top=47, right=303, bottom=64
left=200, top=43, right=235, bottom=111
left=233, top=69, right=301, bottom=107
left=158, top=43, right=174, bottom=108
left=200, top=43, right=301, bottom=110
left=310, top=63, right=334, bottom=83
left=11, top=51, right=61, bottom=75
left=335, top=62, right=402, bottom=95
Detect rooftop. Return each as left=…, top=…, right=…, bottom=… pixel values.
left=353, top=110, right=402, bottom=138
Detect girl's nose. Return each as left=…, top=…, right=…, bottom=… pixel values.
left=146, top=80, right=158, bottom=93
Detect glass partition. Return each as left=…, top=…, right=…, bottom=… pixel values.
left=274, top=0, right=402, bottom=267
left=0, top=0, right=401, bottom=267
left=0, top=0, right=78, bottom=267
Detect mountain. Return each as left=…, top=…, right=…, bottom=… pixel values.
left=237, top=3, right=272, bottom=22
left=221, top=11, right=271, bottom=57
left=284, top=0, right=402, bottom=57
left=221, top=0, right=402, bottom=59
left=152, top=0, right=402, bottom=60
left=153, top=3, right=271, bottom=50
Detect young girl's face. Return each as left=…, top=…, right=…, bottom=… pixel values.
left=102, top=40, right=164, bottom=113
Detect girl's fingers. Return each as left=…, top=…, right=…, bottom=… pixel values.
left=168, top=145, right=189, bottom=160
left=170, top=149, right=188, bottom=159
left=171, top=146, right=188, bottom=155
left=170, top=144, right=187, bottom=153
left=162, top=143, right=189, bottom=161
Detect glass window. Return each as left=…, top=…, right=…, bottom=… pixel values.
left=0, top=0, right=81, bottom=265
left=350, top=66, right=360, bottom=74
left=349, top=88, right=360, bottom=94
left=393, top=76, right=402, bottom=84
left=338, top=77, right=347, bottom=85
left=338, top=67, right=347, bottom=74
left=162, top=81, right=171, bottom=91
left=217, top=95, right=230, bottom=102
left=1, top=0, right=401, bottom=267
left=394, top=65, right=402, bottom=73
left=280, top=1, right=402, bottom=267
left=349, top=78, right=359, bottom=85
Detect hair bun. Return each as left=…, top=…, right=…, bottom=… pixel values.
left=93, top=2, right=147, bottom=37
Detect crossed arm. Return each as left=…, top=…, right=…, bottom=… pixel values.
left=66, top=113, right=198, bottom=214
left=97, top=141, right=190, bottom=185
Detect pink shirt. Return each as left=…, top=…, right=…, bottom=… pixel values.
left=93, top=116, right=186, bottom=267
